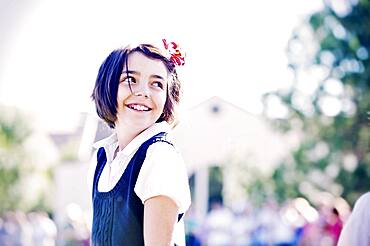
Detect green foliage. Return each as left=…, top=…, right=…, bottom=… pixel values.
left=0, top=107, right=31, bottom=213
left=0, top=111, right=30, bottom=149
left=0, top=166, right=20, bottom=212
left=0, top=107, right=39, bottom=214
left=263, top=1, right=370, bottom=206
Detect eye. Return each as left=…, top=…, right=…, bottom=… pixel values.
left=152, top=81, right=164, bottom=89
left=121, top=76, right=136, bottom=84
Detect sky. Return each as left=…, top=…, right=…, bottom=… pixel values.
left=0, top=0, right=324, bottom=132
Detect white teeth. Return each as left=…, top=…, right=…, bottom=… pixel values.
left=130, top=104, right=149, bottom=111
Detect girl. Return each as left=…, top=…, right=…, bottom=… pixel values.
left=88, top=41, right=191, bottom=246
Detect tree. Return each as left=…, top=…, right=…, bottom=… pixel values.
left=263, top=0, right=370, bottom=205
left=0, top=106, right=31, bottom=214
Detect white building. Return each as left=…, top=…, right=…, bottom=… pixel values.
left=171, top=96, right=297, bottom=220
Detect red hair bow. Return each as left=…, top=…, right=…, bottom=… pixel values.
left=162, top=39, right=186, bottom=66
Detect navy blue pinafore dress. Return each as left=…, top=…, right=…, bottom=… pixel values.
left=91, top=132, right=183, bottom=246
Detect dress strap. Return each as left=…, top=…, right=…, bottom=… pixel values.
left=92, top=147, right=107, bottom=199
left=146, top=131, right=174, bottom=147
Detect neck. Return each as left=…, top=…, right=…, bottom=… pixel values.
left=114, top=123, right=146, bottom=151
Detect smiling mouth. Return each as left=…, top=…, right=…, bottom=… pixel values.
left=126, top=104, right=152, bottom=112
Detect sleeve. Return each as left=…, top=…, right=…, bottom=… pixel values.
left=134, top=142, right=191, bottom=214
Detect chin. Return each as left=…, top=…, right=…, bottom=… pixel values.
left=133, top=120, right=156, bottom=131
left=116, top=114, right=160, bottom=131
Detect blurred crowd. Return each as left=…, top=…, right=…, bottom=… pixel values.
left=185, top=197, right=348, bottom=246
left=0, top=211, right=57, bottom=245
left=0, top=206, right=89, bottom=246
left=0, top=197, right=351, bottom=246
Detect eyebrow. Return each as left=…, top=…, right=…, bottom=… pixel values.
left=121, top=70, right=139, bottom=75
left=121, top=70, right=165, bottom=80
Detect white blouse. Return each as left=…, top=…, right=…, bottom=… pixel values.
left=87, top=121, right=191, bottom=246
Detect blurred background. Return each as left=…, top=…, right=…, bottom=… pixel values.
left=0, top=0, right=369, bottom=245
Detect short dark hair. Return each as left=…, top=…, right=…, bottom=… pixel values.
left=91, top=44, right=182, bottom=128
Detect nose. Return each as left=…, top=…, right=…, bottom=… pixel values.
left=134, top=91, right=149, bottom=98
left=133, top=83, right=150, bottom=98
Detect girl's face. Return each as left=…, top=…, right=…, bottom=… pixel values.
left=115, top=51, right=168, bottom=131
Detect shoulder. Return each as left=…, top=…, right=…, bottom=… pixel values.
left=88, top=149, right=99, bottom=171
left=146, top=139, right=183, bottom=165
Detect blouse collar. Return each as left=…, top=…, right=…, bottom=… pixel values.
left=92, top=121, right=171, bottom=162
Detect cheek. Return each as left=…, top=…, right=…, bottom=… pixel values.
left=116, top=93, right=123, bottom=109
left=160, top=92, right=168, bottom=109
left=117, top=86, right=130, bottom=103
